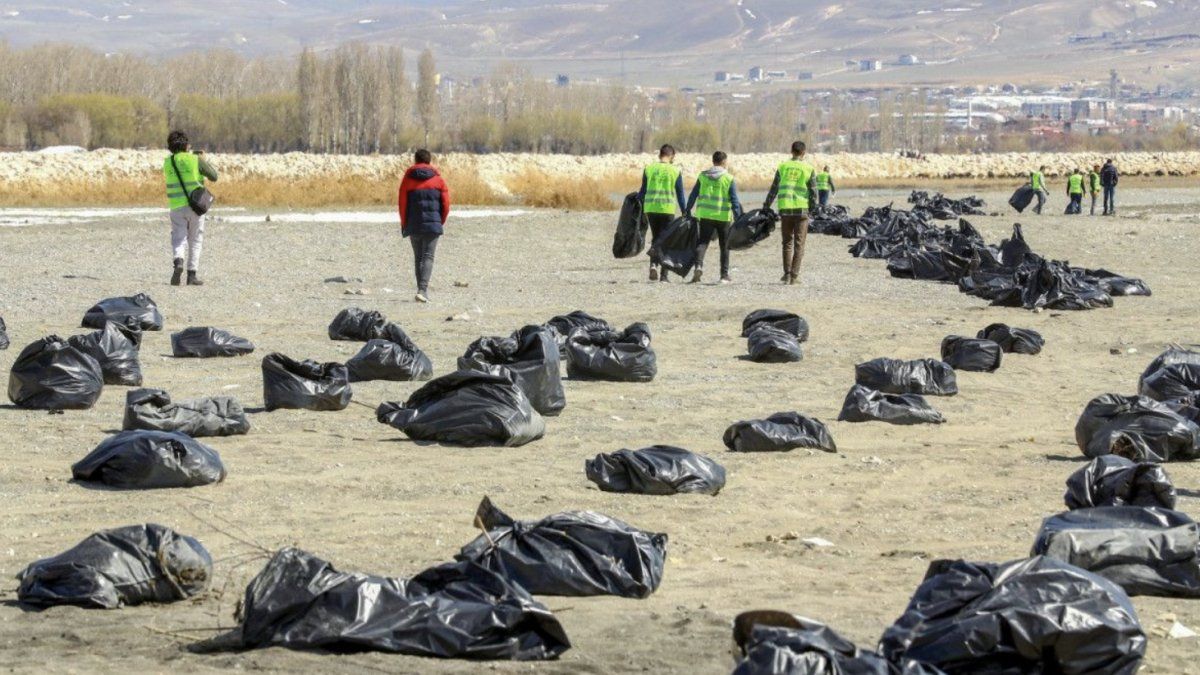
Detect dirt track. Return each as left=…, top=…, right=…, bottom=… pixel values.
left=0, top=187, right=1197, bottom=673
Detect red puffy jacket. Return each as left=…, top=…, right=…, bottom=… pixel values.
left=397, top=164, right=450, bottom=236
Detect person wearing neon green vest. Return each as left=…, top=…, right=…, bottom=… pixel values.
left=1066, top=168, right=1085, bottom=215
left=1028, top=165, right=1048, bottom=215
left=814, top=165, right=836, bottom=207
left=163, top=130, right=218, bottom=286
left=763, top=141, right=817, bottom=285
left=1088, top=164, right=1102, bottom=216
left=637, top=144, right=687, bottom=282
left=684, top=150, right=743, bottom=284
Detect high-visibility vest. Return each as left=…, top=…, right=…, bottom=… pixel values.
left=815, top=171, right=832, bottom=191
left=643, top=162, right=681, bottom=215
left=694, top=172, right=735, bottom=222
left=1030, top=171, right=1045, bottom=191
left=776, top=160, right=815, bottom=210
left=1068, top=174, right=1084, bottom=195
left=164, top=152, right=203, bottom=210
left=1089, top=171, right=1101, bottom=191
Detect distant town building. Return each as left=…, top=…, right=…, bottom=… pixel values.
left=765, top=70, right=787, bottom=80
left=897, top=54, right=922, bottom=66
left=1020, top=96, right=1072, bottom=120
left=1070, top=98, right=1112, bottom=121
left=859, top=60, right=882, bottom=72
left=748, top=66, right=766, bottom=82
left=715, top=71, right=745, bottom=82
left=796, top=71, right=814, bottom=80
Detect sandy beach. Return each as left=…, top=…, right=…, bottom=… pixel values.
left=0, top=187, right=1198, bottom=673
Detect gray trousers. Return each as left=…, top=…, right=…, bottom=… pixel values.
left=1032, top=189, right=1047, bottom=214
left=170, top=207, right=205, bottom=271
left=409, top=234, right=439, bottom=293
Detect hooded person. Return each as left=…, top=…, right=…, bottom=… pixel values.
left=685, top=151, right=744, bottom=285
left=638, top=144, right=687, bottom=283
left=398, top=149, right=451, bottom=303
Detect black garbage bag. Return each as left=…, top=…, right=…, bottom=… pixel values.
left=217, top=547, right=570, bottom=660
left=458, top=497, right=667, bottom=598
left=327, top=306, right=387, bottom=341
left=731, top=613, right=943, bottom=675
left=1008, top=185, right=1035, bottom=213
left=612, top=192, right=648, bottom=259
left=728, top=208, right=778, bottom=251
left=1065, top=456, right=1176, bottom=510
left=81, top=293, right=163, bottom=331
left=71, top=430, right=226, bottom=489
left=747, top=325, right=804, bottom=363
left=741, top=309, right=809, bottom=341
left=1139, top=362, right=1200, bottom=402
left=346, top=332, right=434, bottom=383
left=939, top=336, right=1002, bottom=372
left=880, top=556, right=1146, bottom=674
left=1032, top=506, right=1200, bottom=598
left=0, top=315, right=8, bottom=350
left=377, top=369, right=544, bottom=447
left=1018, top=259, right=1113, bottom=311
left=543, top=310, right=613, bottom=357
left=7, top=336, right=104, bottom=410
left=1075, top=393, right=1200, bottom=462
left=171, top=326, right=255, bottom=358
left=68, top=321, right=143, bottom=386
left=855, top=358, right=958, bottom=396
left=566, top=322, right=656, bottom=382
left=1082, top=268, right=1152, bottom=297
left=123, top=388, right=250, bottom=437
left=838, top=385, right=945, bottom=425
left=585, top=445, right=726, bottom=496
left=1138, top=347, right=1200, bottom=391
left=886, top=247, right=976, bottom=282
left=261, top=353, right=352, bottom=412
left=17, top=524, right=211, bottom=609
left=977, top=323, right=1044, bottom=355
left=723, top=412, right=837, bottom=453
left=459, top=325, right=564, bottom=416
left=648, top=215, right=701, bottom=277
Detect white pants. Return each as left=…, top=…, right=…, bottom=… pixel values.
left=170, top=207, right=205, bottom=271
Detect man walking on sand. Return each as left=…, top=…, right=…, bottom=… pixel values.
left=763, top=141, right=816, bottom=285
left=1101, top=158, right=1119, bottom=216
left=638, top=144, right=687, bottom=283
left=685, top=151, right=743, bottom=285
left=1088, top=164, right=1102, bottom=216
left=164, top=131, right=217, bottom=286
left=814, top=165, right=835, bottom=207
left=1066, top=168, right=1085, bottom=215
left=398, top=149, right=450, bottom=303
left=1029, top=165, right=1048, bottom=215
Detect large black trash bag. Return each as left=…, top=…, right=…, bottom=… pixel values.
left=123, top=388, right=250, bottom=437
left=886, top=247, right=977, bottom=283
left=747, top=325, right=804, bottom=363
left=543, top=310, right=613, bottom=357
left=566, top=322, right=657, bottom=382
left=855, top=358, right=958, bottom=396
left=72, top=429, right=226, bottom=489
left=68, top=321, right=143, bottom=386
left=1139, top=362, right=1200, bottom=402
left=1016, top=259, right=1113, bottom=311
left=346, top=330, right=434, bottom=383
left=741, top=309, right=809, bottom=341
left=459, top=326, right=564, bottom=416
left=7, top=336, right=104, bottom=410
left=585, top=445, right=726, bottom=496
left=939, top=336, right=1002, bottom=372
left=327, top=306, right=387, bottom=341
left=838, top=385, right=944, bottom=425
left=81, top=293, right=163, bottom=331
left=612, top=192, right=648, bottom=259
left=1074, top=393, right=1200, bottom=462
left=377, top=369, right=545, bottom=447
left=1032, top=506, right=1200, bottom=598
left=1065, top=455, right=1176, bottom=510
left=648, top=215, right=701, bottom=277
left=723, top=412, right=837, bottom=453
left=880, top=556, right=1146, bottom=674
left=1082, top=268, right=1152, bottom=297
left=261, top=353, right=352, bottom=411
left=977, top=323, right=1044, bottom=355
left=457, top=497, right=667, bottom=598
left=171, top=326, right=255, bottom=358
left=0, top=315, right=8, bottom=350
left=17, top=524, right=211, bottom=609
left=1138, top=347, right=1200, bottom=392
left=731, top=613, right=943, bottom=675
left=1008, top=185, right=1035, bottom=213
left=728, top=208, right=778, bottom=251
left=213, top=547, right=570, bottom=660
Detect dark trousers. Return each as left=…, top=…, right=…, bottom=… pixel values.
left=409, top=233, right=439, bottom=293
left=817, top=190, right=830, bottom=206
left=646, top=213, right=673, bottom=273
left=1067, top=193, right=1082, bottom=214
left=1103, top=186, right=1116, bottom=214
left=781, top=214, right=810, bottom=279
left=695, top=218, right=731, bottom=278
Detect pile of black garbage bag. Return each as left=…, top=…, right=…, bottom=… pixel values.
left=377, top=369, right=544, bottom=447
left=1065, top=455, right=1176, bottom=510
left=1138, top=347, right=1200, bottom=402
left=940, top=335, right=1002, bottom=372
left=742, top=309, right=807, bottom=364
left=907, top=190, right=987, bottom=219
left=123, top=388, right=250, bottom=437
left=68, top=321, right=143, bottom=386
left=81, top=293, right=163, bottom=331
left=543, top=310, right=613, bottom=358
left=327, top=307, right=410, bottom=342
left=585, top=445, right=725, bottom=496
left=1075, top=393, right=1200, bottom=462
left=855, top=357, right=958, bottom=396
left=262, top=353, right=352, bottom=411
left=7, top=335, right=104, bottom=410
left=723, top=412, right=837, bottom=453
left=346, top=328, right=433, bottom=383
left=171, top=326, right=255, bottom=358
left=566, top=322, right=657, bottom=382
left=459, top=325, right=564, bottom=416
left=839, top=384, right=945, bottom=425
left=72, top=430, right=226, bottom=489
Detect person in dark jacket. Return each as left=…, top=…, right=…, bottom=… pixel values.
left=398, top=149, right=450, bottom=303
left=1100, top=159, right=1119, bottom=216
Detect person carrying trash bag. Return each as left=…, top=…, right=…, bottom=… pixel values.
left=1029, top=165, right=1048, bottom=215
left=164, top=130, right=217, bottom=286
left=684, top=151, right=743, bottom=284
left=763, top=141, right=817, bottom=285
left=1066, top=168, right=1085, bottom=215
left=814, top=165, right=835, bottom=207
left=398, top=148, right=450, bottom=303
left=638, top=144, right=687, bottom=282
left=1089, top=164, right=1102, bottom=216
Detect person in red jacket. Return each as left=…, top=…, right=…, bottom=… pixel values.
left=398, top=149, right=450, bottom=303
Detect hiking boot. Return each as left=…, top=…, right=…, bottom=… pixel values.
left=720, top=276, right=731, bottom=285
left=186, top=271, right=204, bottom=286
left=170, top=258, right=184, bottom=286
left=415, top=292, right=429, bottom=303
left=689, top=270, right=702, bottom=284
left=649, top=268, right=658, bottom=282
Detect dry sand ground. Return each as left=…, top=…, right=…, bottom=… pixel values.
left=0, top=186, right=1198, bottom=673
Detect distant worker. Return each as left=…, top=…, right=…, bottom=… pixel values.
left=685, top=150, right=743, bottom=284
left=814, top=165, right=835, bottom=206
left=1101, top=158, right=1119, bottom=216
left=1029, top=165, right=1048, bottom=215
left=638, top=144, right=687, bottom=282
left=398, top=148, right=450, bottom=303
left=1088, top=164, right=1102, bottom=216
left=164, top=130, right=217, bottom=286
left=1066, top=168, right=1084, bottom=215
left=763, top=141, right=816, bottom=285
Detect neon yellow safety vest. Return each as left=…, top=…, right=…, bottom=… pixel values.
left=815, top=171, right=831, bottom=191
left=1089, top=172, right=1101, bottom=192
left=694, top=172, right=735, bottom=222
left=642, top=162, right=682, bottom=215
left=1068, top=174, right=1084, bottom=195
left=776, top=160, right=815, bottom=211
left=164, top=152, right=203, bottom=210
left=1030, top=171, right=1045, bottom=192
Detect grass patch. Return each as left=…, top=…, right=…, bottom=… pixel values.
left=505, top=169, right=620, bottom=210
